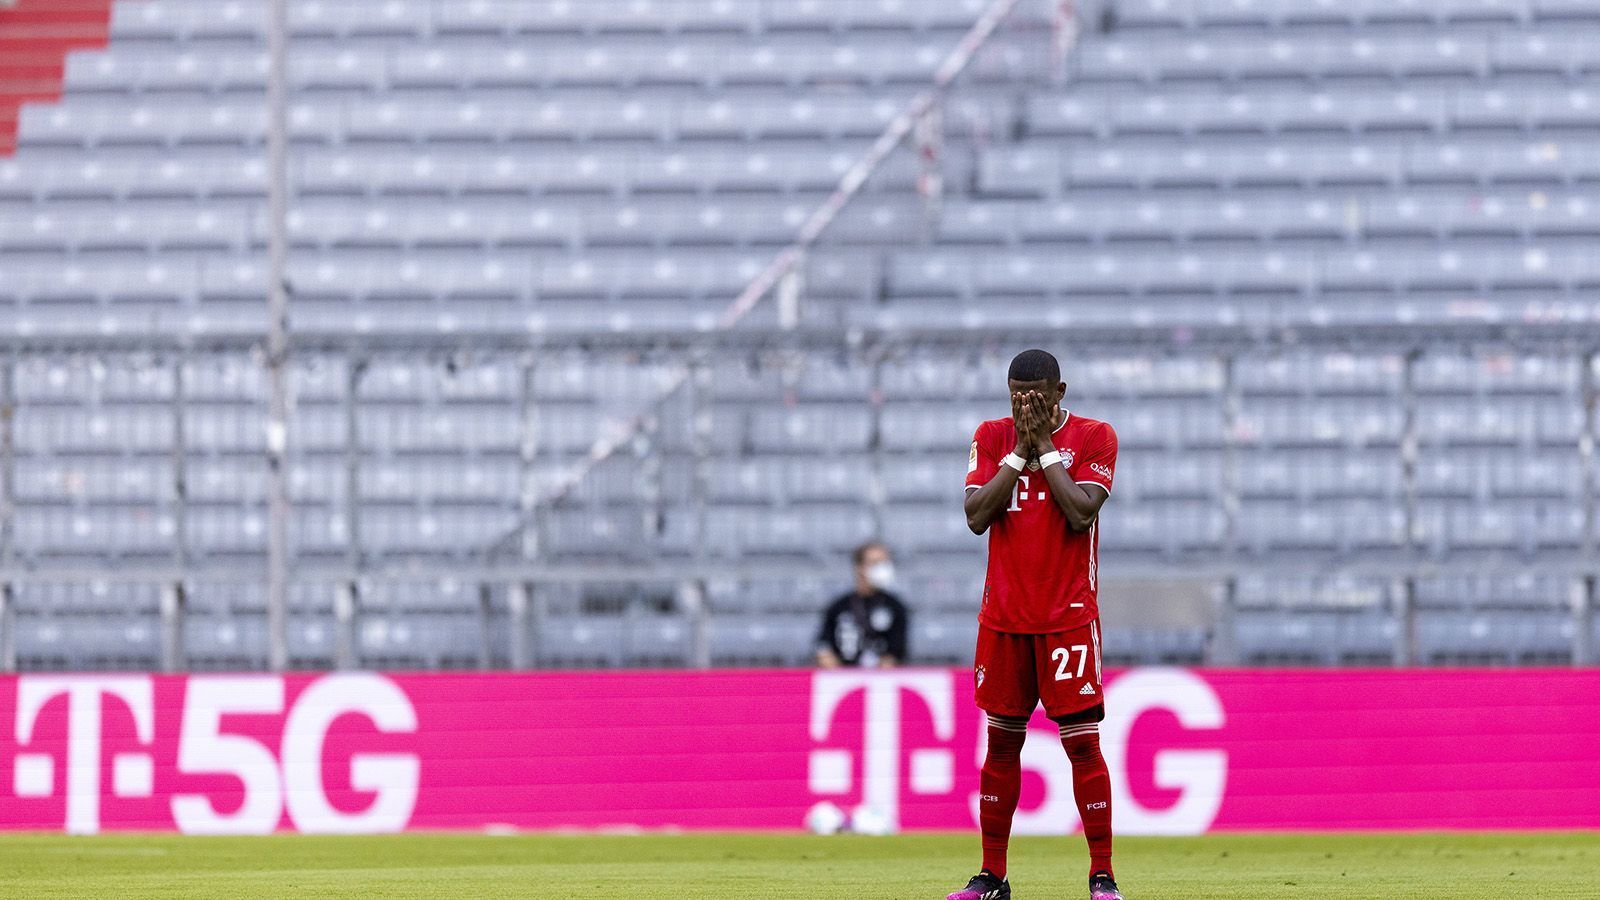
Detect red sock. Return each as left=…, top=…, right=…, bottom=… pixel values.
left=978, top=715, right=1028, bottom=879
left=1059, top=722, right=1113, bottom=879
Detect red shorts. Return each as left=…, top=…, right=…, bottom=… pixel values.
left=973, top=619, right=1104, bottom=720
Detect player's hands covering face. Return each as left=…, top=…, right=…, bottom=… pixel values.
left=1012, top=390, right=1054, bottom=458
left=1011, top=391, right=1034, bottom=457
left=1027, top=391, right=1054, bottom=453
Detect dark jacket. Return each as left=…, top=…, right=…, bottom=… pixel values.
left=815, top=589, right=909, bottom=666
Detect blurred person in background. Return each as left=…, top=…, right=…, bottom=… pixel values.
left=814, top=541, right=909, bottom=668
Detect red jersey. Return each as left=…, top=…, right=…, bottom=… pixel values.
left=964, top=410, right=1117, bottom=634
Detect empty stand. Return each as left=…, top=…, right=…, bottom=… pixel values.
left=4, top=0, right=1600, bottom=669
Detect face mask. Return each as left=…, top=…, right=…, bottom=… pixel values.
left=865, top=560, right=896, bottom=590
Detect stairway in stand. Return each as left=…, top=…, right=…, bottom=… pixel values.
left=0, top=0, right=113, bottom=155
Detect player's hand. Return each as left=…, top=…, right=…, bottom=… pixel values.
left=1027, top=391, right=1054, bottom=452
left=1015, top=391, right=1042, bottom=456
left=1011, top=391, right=1032, bottom=456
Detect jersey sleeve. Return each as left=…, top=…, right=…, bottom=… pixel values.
left=964, top=422, right=998, bottom=491
left=1075, top=422, right=1117, bottom=495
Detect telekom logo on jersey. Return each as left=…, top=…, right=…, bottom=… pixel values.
left=1007, top=475, right=1046, bottom=511
left=807, top=669, right=1227, bottom=835
left=7, top=674, right=419, bottom=834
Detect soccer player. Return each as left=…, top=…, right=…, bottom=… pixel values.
left=946, top=349, right=1122, bottom=900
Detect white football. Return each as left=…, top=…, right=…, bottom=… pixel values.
left=849, top=804, right=895, bottom=836
left=805, top=800, right=847, bottom=836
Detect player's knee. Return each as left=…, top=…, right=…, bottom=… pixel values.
left=1057, top=720, right=1102, bottom=762
left=984, top=713, right=1030, bottom=759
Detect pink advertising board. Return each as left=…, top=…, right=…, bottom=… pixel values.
left=0, top=668, right=1596, bottom=834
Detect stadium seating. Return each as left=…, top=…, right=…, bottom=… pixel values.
left=4, top=0, right=1600, bottom=668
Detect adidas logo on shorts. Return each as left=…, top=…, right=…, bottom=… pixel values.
left=1079, top=683, right=1096, bottom=695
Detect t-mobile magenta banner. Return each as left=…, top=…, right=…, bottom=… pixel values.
left=0, top=668, right=1596, bottom=834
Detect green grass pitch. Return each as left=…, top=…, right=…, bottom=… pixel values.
left=1, top=831, right=1595, bottom=898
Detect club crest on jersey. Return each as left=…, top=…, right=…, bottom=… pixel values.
left=975, top=665, right=986, bottom=688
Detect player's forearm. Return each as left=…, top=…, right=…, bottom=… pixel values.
left=965, top=466, right=1022, bottom=534
left=1038, top=463, right=1099, bottom=532
left=964, top=484, right=1010, bottom=533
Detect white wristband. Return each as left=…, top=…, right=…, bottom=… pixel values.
left=1002, top=453, right=1026, bottom=472
left=1038, top=450, right=1063, bottom=469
